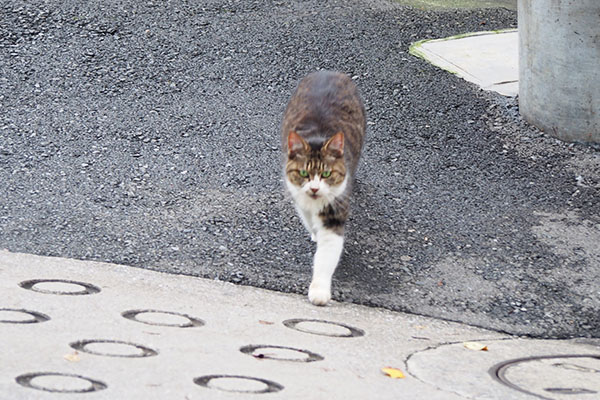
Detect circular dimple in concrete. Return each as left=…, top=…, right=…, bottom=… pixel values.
left=70, top=339, right=158, bottom=358
left=492, top=355, right=600, bottom=400
left=15, top=372, right=107, bottom=393
left=240, top=344, right=324, bottom=362
left=193, top=375, right=283, bottom=394
left=408, top=340, right=600, bottom=400
left=282, top=318, right=365, bottom=338
left=121, top=309, right=204, bottom=328
left=19, top=279, right=101, bottom=295
left=0, top=308, right=50, bottom=324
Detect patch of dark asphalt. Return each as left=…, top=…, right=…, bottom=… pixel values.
left=1, top=0, right=598, bottom=338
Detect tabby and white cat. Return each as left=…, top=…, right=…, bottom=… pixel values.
left=281, top=71, right=366, bottom=306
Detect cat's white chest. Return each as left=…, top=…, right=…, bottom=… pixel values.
left=285, top=176, right=348, bottom=242
left=286, top=179, right=324, bottom=237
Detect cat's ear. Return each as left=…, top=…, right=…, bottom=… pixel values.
left=323, top=132, right=344, bottom=158
left=288, top=131, right=308, bottom=158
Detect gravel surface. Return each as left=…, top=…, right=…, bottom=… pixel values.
left=1, top=0, right=598, bottom=338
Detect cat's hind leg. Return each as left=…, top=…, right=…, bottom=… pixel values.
left=308, top=228, right=343, bottom=306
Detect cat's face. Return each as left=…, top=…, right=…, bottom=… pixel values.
left=285, top=131, right=347, bottom=204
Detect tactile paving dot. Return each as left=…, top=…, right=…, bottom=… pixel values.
left=121, top=309, right=205, bottom=328
left=240, top=344, right=324, bottom=362
left=193, top=375, right=284, bottom=394
left=0, top=308, right=50, bottom=324
left=70, top=339, right=158, bottom=358
left=15, top=372, right=107, bottom=393
left=19, top=279, right=101, bottom=295
left=282, top=318, right=365, bottom=338
left=491, top=354, right=600, bottom=399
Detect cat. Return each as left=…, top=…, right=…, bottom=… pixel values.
left=281, top=70, right=366, bottom=306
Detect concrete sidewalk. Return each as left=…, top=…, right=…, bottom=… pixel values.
left=2, top=250, right=598, bottom=399
left=410, top=29, right=519, bottom=96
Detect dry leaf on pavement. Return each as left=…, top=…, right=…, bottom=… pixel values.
left=63, top=351, right=80, bottom=362
left=381, top=367, right=405, bottom=379
left=463, top=342, right=488, bottom=351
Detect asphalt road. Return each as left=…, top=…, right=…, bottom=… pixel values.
left=1, top=0, right=598, bottom=338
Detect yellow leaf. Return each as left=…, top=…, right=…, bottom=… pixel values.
left=382, top=367, right=405, bottom=379
left=463, top=342, right=488, bottom=351
left=63, top=351, right=80, bottom=362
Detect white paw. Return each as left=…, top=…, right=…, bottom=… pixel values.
left=308, top=282, right=331, bottom=306
left=310, top=233, right=317, bottom=242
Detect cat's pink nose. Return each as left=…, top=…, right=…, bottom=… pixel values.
left=310, top=188, right=319, bottom=194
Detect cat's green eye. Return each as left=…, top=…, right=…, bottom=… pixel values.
left=321, top=170, right=331, bottom=178
left=299, top=169, right=309, bottom=177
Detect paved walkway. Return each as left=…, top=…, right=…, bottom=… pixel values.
left=2, top=251, right=599, bottom=399
left=410, top=29, right=519, bottom=96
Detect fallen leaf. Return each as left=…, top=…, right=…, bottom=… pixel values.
left=382, top=367, right=405, bottom=379
left=258, top=320, right=274, bottom=325
left=463, top=342, right=488, bottom=351
left=64, top=351, right=80, bottom=362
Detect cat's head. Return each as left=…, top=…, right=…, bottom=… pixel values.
left=284, top=131, right=347, bottom=202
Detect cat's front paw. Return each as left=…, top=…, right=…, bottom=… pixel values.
left=308, top=282, right=331, bottom=306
